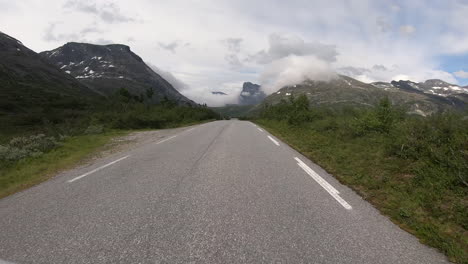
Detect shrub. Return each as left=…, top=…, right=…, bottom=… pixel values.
left=0, top=134, right=60, bottom=162
left=84, top=124, right=104, bottom=135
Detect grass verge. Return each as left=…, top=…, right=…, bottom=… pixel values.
left=0, top=130, right=128, bottom=199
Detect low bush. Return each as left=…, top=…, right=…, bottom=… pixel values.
left=0, top=134, right=61, bottom=162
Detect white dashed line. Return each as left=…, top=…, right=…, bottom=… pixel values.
left=257, top=128, right=264, bottom=132
left=267, top=136, right=280, bottom=146
left=156, top=135, right=177, bottom=144
left=68, top=155, right=130, bottom=183
left=294, top=157, right=352, bottom=210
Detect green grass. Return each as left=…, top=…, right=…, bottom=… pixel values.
left=256, top=119, right=467, bottom=263
left=0, top=130, right=127, bottom=199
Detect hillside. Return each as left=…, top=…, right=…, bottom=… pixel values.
left=40, top=42, right=194, bottom=105
left=0, top=32, right=100, bottom=128
left=260, top=75, right=467, bottom=116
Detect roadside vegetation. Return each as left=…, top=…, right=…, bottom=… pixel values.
left=255, top=95, right=467, bottom=263
left=0, top=87, right=221, bottom=198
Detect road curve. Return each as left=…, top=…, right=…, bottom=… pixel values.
left=0, top=120, right=449, bottom=263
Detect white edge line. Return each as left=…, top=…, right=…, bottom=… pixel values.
left=257, top=128, right=264, bottom=132
left=267, top=135, right=280, bottom=146
left=295, top=158, right=340, bottom=194
left=156, top=135, right=177, bottom=144
left=294, top=157, right=352, bottom=210
left=186, top=128, right=195, bottom=132
left=68, top=155, right=130, bottom=183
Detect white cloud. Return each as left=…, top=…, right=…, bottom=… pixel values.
left=400, top=25, right=415, bottom=35
left=249, top=33, right=338, bottom=64
left=147, top=63, right=189, bottom=91
left=454, top=70, right=468, bottom=79
left=260, top=55, right=336, bottom=94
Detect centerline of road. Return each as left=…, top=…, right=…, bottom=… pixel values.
left=67, top=155, right=130, bottom=183
left=68, top=126, right=198, bottom=183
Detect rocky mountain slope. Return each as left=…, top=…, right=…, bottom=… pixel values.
left=40, top=42, right=194, bottom=105
left=0, top=32, right=99, bottom=123
left=262, top=75, right=467, bottom=116
left=239, top=82, right=266, bottom=105
left=371, top=79, right=468, bottom=97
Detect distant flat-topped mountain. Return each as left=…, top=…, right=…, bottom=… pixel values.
left=40, top=42, right=194, bottom=105
left=239, top=82, right=266, bottom=105
left=0, top=32, right=98, bottom=119
left=261, top=75, right=467, bottom=116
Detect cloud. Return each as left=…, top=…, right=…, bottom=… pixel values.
left=222, top=38, right=243, bottom=53
left=179, top=81, right=244, bottom=107
left=147, top=63, right=189, bottom=91
left=249, top=33, right=338, bottom=64
left=43, top=22, right=79, bottom=42
left=158, top=41, right=179, bottom=53
left=400, top=25, right=416, bottom=35
left=63, top=0, right=134, bottom=24
left=372, top=64, right=388, bottom=71
left=221, top=38, right=244, bottom=68
left=43, top=22, right=111, bottom=44
left=259, top=55, right=337, bottom=94
left=224, top=54, right=242, bottom=68
left=376, top=17, right=392, bottom=33
left=337, top=66, right=370, bottom=76
left=454, top=70, right=468, bottom=78
left=63, top=0, right=98, bottom=14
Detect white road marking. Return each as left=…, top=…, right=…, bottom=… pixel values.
left=257, top=128, right=264, bottom=132
left=156, top=135, right=177, bottom=144
left=68, top=155, right=130, bottom=183
left=186, top=128, right=195, bottom=132
left=294, top=157, right=352, bottom=210
left=267, top=136, right=280, bottom=146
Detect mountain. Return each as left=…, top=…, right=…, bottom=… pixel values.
left=0, top=32, right=99, bottom=125
left=211, top=91, right=227, bottom=95
left=261, top=75, right=467, bottom=116
left=239, top=82, right=266, bottom=105
left=40, top=42, right=194, bottom=105
left=385, top=79, right=468, bottom=97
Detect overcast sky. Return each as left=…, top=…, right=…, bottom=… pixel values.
left=1, top=0, right=467, bottom=105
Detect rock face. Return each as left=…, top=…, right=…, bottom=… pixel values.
left=40, top=42, right=194, bottom=105
left=0, top=32, right=98, bottom=115
left=262, top=75, right=467, bottom=116
left=239, top=82, right=266, bottom=105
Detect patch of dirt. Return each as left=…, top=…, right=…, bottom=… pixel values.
left=98, top=125, right=197, bottom=157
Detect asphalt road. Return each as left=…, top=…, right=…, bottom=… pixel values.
left=0, top=120, right=449, bottom=263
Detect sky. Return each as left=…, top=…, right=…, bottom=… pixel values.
left=1, top=0, right=467, bottom=106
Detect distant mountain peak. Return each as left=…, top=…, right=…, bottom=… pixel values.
left=239, top=82, right=266, bottom=105
left=212, top=91, right=227, bottom=95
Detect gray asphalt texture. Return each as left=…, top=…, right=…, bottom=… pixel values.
left=0, top=120, right=449, bottom=263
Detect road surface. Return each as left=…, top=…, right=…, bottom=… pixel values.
left=0, top=120, right=449, bottom=263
